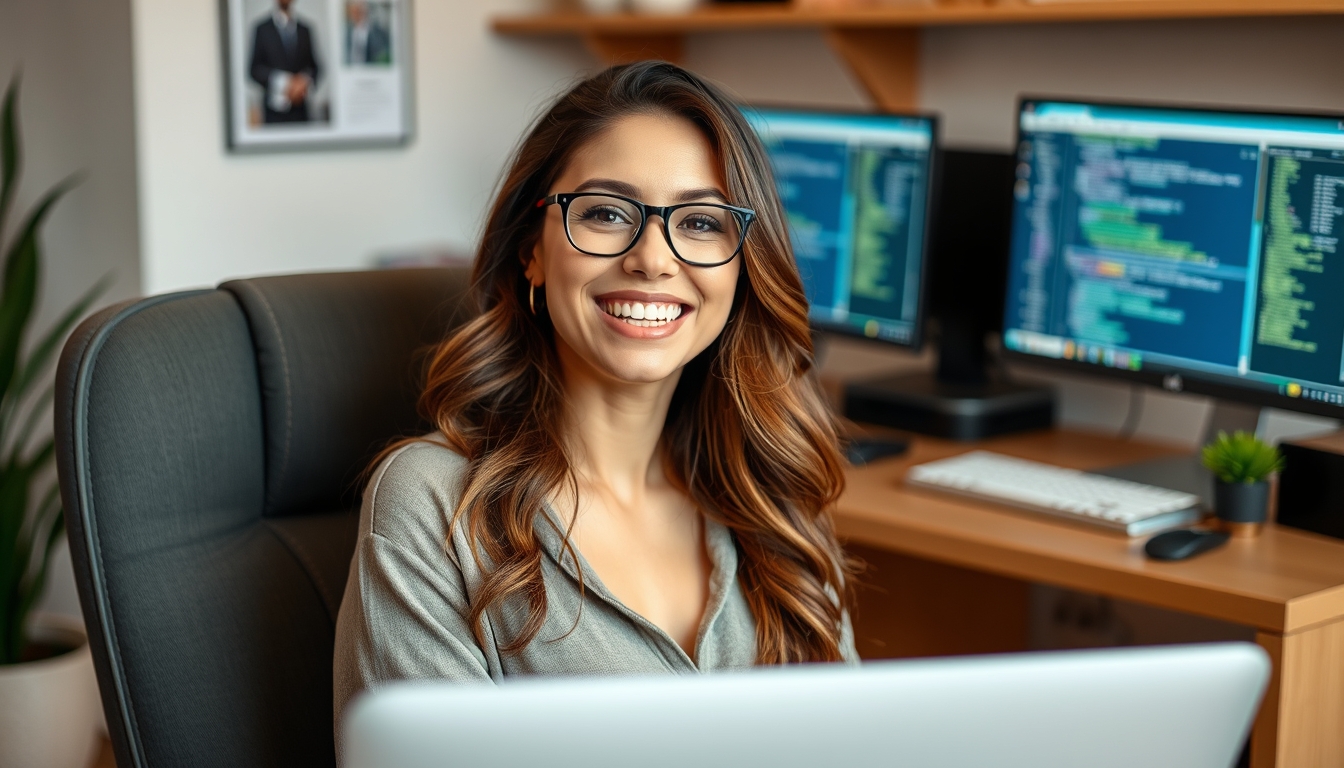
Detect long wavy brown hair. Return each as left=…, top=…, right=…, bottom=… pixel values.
left=397, top=61, right=851, bottom=663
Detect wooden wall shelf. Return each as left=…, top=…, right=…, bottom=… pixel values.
left=493, top=1, right=1344, bottom=112
left=496, top=1, right=1344, bottom=34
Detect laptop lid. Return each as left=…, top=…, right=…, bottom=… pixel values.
left=343, top=642, right=1268, bottom=768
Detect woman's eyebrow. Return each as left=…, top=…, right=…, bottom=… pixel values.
left=573, top=179, right=729, bottom=205
left=674, top=187, right=729, bottom=204
left=575, top=178, right=640, bottom=197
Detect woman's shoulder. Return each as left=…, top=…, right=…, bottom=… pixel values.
left=362, top=433, right=469, bottom=549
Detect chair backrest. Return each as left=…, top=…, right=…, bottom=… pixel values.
left=55, top=267, right=474, bottom=768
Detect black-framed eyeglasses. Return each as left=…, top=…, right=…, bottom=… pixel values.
left=536, top=192, right=755, bottom=268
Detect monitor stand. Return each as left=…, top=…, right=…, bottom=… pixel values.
left=837, top=316, right=1056, bottom=441
left=1091, top=401, right=1261, bottom=506
left=844, top=374, right=1056, bottom=441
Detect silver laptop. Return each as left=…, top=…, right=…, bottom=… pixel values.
left=343, top=642, right=1268, bottom=768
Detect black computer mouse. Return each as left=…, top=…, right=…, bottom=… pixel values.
left=844, top=437, right=909, bottom=466
left=1144, top=529, right=1230, bottom=561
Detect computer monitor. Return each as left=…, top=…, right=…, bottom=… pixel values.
left=1003, top=98, right=1344, bottom=421
left=743, top=107, right=937, bottom=349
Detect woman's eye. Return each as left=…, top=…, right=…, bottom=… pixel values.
left=578, top=206, right=633, bottom=225
left=680, top=214, right=725, bottom=233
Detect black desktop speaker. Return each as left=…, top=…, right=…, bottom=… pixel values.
left=1277, top=432, right=1344, bottom=541
left=843, top=149, right=1055, bottom=440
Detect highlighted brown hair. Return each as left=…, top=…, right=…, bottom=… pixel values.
left=401, top=61, right=851, bottom=663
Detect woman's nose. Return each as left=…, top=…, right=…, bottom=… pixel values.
left=622, top=215, right=680, bottom=279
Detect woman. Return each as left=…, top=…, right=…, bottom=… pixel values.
left=333, top=61, right=855, bottom=728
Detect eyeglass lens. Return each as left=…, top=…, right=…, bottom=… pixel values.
left=565, top=194, right=743, bottom=265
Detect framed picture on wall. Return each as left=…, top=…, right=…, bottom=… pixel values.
left=221, top=0, right=412, bottom=151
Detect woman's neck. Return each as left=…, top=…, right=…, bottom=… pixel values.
left=555, top=340, right=682, bottom=506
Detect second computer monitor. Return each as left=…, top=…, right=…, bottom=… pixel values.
left=744, top=107, right=937, bottom=348
left=1003, top=98, right=1344, bottom=419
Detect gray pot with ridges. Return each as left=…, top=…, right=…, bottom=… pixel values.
left=0, top=613, right=104, bottom=768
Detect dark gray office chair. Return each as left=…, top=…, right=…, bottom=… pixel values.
left=55, top=267, right=475, bottom=768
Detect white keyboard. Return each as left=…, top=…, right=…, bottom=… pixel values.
left=906, top=451, right=1202, bottom=536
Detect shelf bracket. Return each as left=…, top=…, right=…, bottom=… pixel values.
left=582, top=33, right=685, bottom=65
left=824, top=27, right=920, bottom=113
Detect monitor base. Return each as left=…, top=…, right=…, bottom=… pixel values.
left=844, top=373, right=1056, bottom=441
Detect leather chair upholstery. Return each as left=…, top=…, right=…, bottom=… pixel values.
left=55, top=268, right=474, bottom=768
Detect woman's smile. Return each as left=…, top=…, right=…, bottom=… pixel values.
left=594, top=290, right=692, bottom=339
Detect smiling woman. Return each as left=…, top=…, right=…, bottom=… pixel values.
left=333, top=61, right=855, bottom=745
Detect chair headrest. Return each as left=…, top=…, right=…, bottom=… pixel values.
left=223, top=267, right=474, bottom=518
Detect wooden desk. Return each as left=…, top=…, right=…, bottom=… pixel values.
left=838, top=429, right=1344, bottom=768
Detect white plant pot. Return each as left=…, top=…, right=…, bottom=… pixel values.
left=579, top=0, right=626, bottom=14
left=0, top=613, right=104, bottom=768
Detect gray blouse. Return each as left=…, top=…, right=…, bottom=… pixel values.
left=332, top=436, right=857, bottom=742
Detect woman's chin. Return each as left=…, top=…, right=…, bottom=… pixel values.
left=604, top=365, right=682, bottom=387
left=586, top=353, right=685, bottom=387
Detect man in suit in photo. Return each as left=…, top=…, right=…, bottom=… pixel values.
left=345, top=2, right=391, bottom=66
left=249, top=0, right=322, bottom=124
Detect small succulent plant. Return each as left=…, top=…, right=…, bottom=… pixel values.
left=1201, top=430, right=1285, bottom=485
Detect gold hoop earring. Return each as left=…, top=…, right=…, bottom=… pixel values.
left=529, top=283, right=536, bottom=315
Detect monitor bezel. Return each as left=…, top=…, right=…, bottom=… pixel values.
left=1001, top=94, right=1344, bottom=420
left=744, top=103, right=941, bottom=353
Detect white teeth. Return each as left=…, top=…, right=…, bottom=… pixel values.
left=600, top=300, right=683, bottom=325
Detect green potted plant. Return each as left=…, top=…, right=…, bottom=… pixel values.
left=1201, top=430, right=1285, bottom=538
left=0, top=74, right=108, bottom=768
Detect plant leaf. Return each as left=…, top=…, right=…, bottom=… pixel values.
left=0, top=462, right=32, bottom=663
left=0, top=178, right=76, bottom=404
left=5, top=382, right=52, bottom=465
left=0, top=440, right=54, bottom=662
left=0, top=75, right=18, bottom=248
left=8, top=273, right=109, bottom=407
left=14, top=482, right=62, bottom=659
left=1201, top=430, right=1282, bottom=483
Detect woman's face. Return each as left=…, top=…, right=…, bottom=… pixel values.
left=528, top=113, right=743, bottom=388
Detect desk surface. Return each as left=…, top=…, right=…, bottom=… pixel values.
left=836, top=429, right=1344, bottom=634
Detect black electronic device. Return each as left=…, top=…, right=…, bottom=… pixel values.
left=1000, top=97, right=1344, bottom=498
left=743, top=103, right=1056, bottom=439
left=743, top=106, right=937, bottom=350
left=1277, top=432, right=1344, bottom=541
left=1144, top=529, right=1231, bottom=561
left=744, top=108, right=1045, bottom=441
left=843, top=149, right=1056, bottom=440
left=1002, top=97, right=1344, bottom=422
left=843, top=436, right=911, bottom=466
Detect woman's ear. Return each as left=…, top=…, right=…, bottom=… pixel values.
left=523, top=240, right=545, bottom=287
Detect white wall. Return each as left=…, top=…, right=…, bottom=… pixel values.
left=131, top=0, right=595, bottom=294
left=1, top=0, right=142, bottom=330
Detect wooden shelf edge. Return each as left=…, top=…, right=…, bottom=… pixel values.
left=493, top=1, right=1344, bottom=36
